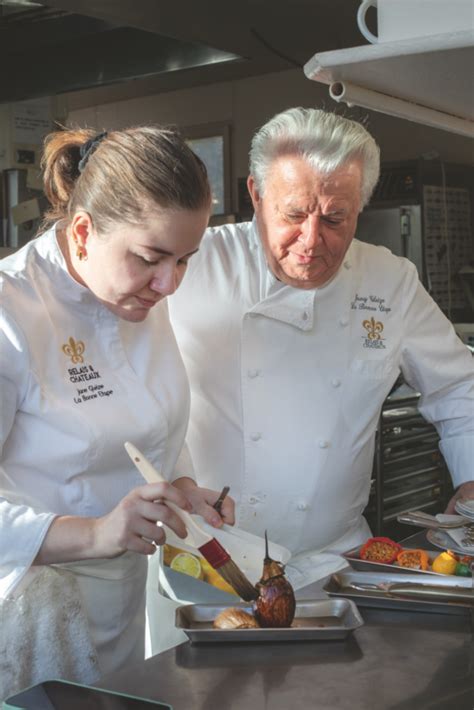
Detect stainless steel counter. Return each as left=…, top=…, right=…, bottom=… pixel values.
left=98, top=534, right=473, bottom=710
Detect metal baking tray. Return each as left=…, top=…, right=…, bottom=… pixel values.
left=324, top=570, right=472, bottom=616
left=342, top=545, right=444, bottom=576
left=175, top=599, right=364, bottom=643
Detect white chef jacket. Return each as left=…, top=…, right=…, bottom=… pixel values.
left=0, top=224, right=192, bottom=672
left=169, top=220, right=474, bottom=556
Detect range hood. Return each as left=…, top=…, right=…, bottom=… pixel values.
left=0, top=1, right=241, bottom=104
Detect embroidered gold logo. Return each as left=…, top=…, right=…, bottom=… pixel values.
left=363, top=317, right=384, bottom=341
left=62, top=337, right=85, bottom=363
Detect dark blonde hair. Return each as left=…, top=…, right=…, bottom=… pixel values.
left=41, top=126, right=211, bottom=232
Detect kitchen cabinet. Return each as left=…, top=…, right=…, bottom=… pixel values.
left=304, top=30, right=474, bottom=136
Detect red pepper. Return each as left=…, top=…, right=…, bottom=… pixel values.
left=359, top=537, right=402, bottom=564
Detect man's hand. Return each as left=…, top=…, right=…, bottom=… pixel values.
left=445, top=481, right=474, bottom=514
left=173, top=477, right=236, bottom=528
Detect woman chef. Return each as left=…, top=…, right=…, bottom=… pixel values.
left=0, top=126, right=233, bottom=693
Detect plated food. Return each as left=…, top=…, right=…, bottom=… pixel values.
left=163, top=544, right=237, bottom=594
left=345, top=536, right=472, bottom=577
left=213, top=530, right=296, bottom=629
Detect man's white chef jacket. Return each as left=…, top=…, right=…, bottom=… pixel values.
left=0, top=225, right=192, bottom=602
left=169, top=220, right=474, bottom=555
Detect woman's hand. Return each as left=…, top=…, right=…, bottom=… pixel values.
left=172, top=477, right=236, bottom=527
left=93, top=481, right=193, bottom=557
left=34, top=481, right=193, bottom=564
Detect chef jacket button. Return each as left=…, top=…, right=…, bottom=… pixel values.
left=250, top=432, right=262, bottom=441
left=319, top=440, right=330, bottom=449
left=302, top=311, right=309, bottom=321
left=339, top=316, right=349, bottom=327
left=248, top=369, right=260, bottom=378
left=344, top=260, right=351, bottom=269
left=331, top=378, right=341, bottom=388
left=297, top=502, right=308, bottom=511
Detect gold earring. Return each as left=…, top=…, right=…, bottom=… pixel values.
left=76, top=245, right=88, bottom=261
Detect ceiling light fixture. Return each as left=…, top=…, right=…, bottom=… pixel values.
left=329, top=81, right=473, bottom=138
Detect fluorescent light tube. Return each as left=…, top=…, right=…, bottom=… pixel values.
left=329, top=81, right=473, bottom=138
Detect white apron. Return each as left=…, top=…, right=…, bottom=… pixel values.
left=61, top=553, right=148, bottom=675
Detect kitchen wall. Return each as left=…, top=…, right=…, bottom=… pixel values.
left=62, top=67, right=474, bottom=213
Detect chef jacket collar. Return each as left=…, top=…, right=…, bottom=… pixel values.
left=247, top=218, right=316, bottom=330
left=44, top=223, right=104, bottom=308
left=246, top=220, right=353, bottom=331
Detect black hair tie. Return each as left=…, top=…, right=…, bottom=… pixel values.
left=78, top=131, right=108, bottom=173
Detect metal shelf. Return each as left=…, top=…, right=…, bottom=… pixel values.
left=304, top=30, right=474, bottom=121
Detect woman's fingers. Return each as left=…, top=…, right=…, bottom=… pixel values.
left=133, top=518, right=167, bottom=545
left=127, top=536, right=159, bottom=556
left=139, top=481, right=192, bottom=509
left=216, top=496, right=235, bottom=526
left=138, top=499, right=188, bottom=539
left=192, top=490, right=236, bottom=528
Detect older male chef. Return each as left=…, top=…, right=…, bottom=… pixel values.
left=169, top=108, right=474, bottom=560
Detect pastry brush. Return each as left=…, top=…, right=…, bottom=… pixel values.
left=124, top=441, right=258, bottom=601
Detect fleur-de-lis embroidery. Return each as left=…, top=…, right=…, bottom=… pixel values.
left=62, top=337, right=85, bottom=363
left=363, top=317, right=384, bottom=341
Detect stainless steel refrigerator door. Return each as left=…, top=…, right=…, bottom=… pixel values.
left=2, top=168, right=43, bottom=248
left=355, top=205, right=423, bottom=280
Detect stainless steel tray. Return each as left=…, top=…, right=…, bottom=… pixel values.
left=342, top=545, right=444, bottom=577
left=324, top=570, right=472, bottom=616
left=175, top=599, right=364, bottom=643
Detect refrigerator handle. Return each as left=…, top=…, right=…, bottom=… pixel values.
left=400, top=207, right=411, bottom=258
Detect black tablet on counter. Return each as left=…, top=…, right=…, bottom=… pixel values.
left=3, top=680, right=172, bottom=710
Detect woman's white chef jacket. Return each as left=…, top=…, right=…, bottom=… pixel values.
left=169, top=220, right=474, bottom=556
left=0, top=225, right=192, bottom=673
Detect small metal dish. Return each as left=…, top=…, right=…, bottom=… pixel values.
left=175, top=599, right=363, bottom=643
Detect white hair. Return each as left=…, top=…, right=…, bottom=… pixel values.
left=249, top=107, right=380, bottom=209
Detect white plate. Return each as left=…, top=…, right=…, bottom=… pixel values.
left=164, top=517, right=291, bottom=585
left=455, top=499, right=474, bottom=519
left=426, top=528, right=474, bottom=557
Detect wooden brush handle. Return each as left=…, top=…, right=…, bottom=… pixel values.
left=124, top=441, right=212, bottom=548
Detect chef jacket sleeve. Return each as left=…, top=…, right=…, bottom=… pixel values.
left=0, top=309, right=56, bottom=597
left=399, top=265, right=474, bottom=488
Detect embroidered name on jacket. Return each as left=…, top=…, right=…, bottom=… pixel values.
left=362, top=317, right=386, bottom=349
left=351, top=293, right=392, bottom=313
left=61, top=336, right=114, bottom=402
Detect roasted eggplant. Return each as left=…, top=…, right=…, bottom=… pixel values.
left=253, top=531, right=296, bottom=628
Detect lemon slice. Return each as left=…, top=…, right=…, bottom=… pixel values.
left=170, top=552, right=203, bottom=580
left=162, top=544, right=184, bottom=567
